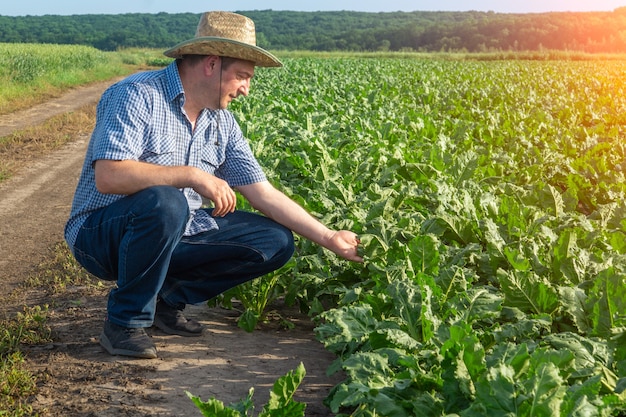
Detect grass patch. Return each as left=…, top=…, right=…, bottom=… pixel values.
left=0, top=305, right=52, bottom=417
left=25, top=242, right=101, bottom=293
left=0, top=306, right=52, bottom=356
left=0, top=352, right=38, bottom=417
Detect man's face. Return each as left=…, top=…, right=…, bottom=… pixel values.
left=218, top=58, right=255, bottom=109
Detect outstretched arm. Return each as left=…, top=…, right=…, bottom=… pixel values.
left=237, top=181, right=363, bottom=262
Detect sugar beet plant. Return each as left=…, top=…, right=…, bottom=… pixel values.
left=223, top=58, right=626, bottom=416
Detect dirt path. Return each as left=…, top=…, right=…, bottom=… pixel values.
left=0, top=80, right=121, bottom=299
left=0, top=80, right=342, bottom=416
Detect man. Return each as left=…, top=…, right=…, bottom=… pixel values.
left=64, top=11, right=362, bottom=359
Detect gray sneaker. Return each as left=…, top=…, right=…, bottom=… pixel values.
left=99, top=320, right=157, bottom=359
left=153, top=299, right=204, bottom=337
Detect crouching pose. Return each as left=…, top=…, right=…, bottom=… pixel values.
left=64, top=11, right=362, bottom=359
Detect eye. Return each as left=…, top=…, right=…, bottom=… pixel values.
left=236, top=72, right=254, bottom=81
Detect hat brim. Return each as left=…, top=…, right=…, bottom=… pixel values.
left=164, top=37, right=282, bottom=67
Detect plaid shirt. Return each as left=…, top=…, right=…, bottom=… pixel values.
left=64, top=62, right=266, bottom=247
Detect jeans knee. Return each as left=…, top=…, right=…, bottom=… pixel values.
left=141, top=186, right=189, bottom=233
left=274, top=225, right=295, bottom=262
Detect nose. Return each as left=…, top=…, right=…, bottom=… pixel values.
left=238, top=80, right=250, bottom=97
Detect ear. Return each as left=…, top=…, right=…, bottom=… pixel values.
left=206, top=55, right=220, bottom=73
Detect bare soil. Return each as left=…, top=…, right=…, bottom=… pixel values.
left=0, top=80, right=343, bottom=416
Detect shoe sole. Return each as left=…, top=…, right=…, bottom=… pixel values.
left=99, top=331, right=157, bottom=359
left=153, top=316, right=203, bottom=337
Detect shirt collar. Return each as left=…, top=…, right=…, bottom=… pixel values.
left=164, top=61, right=185, bottom=104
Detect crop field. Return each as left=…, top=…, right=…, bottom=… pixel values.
left=2, top=42, right=626, bottom=416
left=0, top=43, right=154, bottom=115
left=221, top=57, right=626, bottom=416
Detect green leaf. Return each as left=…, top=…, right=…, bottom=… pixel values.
left=387, top=280, right=423, bottom=342
left=503, top=246, right=531, bottom=271
left=537, top=183, right=565, bottom=217
left=438, top=323, right=487, bottom=412
left=418, top=281, right=440, bottom=343
left=187, top=365, right=307, bottom=417
left=186, top=390, right=248, bottom=417
left=485, top=342, right=531, bottom=380
left=316, top=305, right=378, bottom=355
left=519, top=362, right=565, bottom=417
left=462, top=287, right=503, bottom=323
left=481, top=217, right=506, bottom=256
left=544, top=332, right=617, bottom=392
left=441, top=323, right=486, bottom=380
left=408, top=234, right=440, bottom=275
left=369, top=328, right=421, bottom=352
left=587, top=267, right=626, bottom=337
left=552, top=230, right=588, bottom=285
left=260, top=362, right=306, bottom=417
left=561, top=375, right=604, bottom=417
left=422, top=212, right=472, bottom=245
left=449, top=150, right=479, bottom=186
left=436, top=265, right=471, bottom=304
left=497, top=269, right=559, bottom=315
left=237, top=309, right=260, bottom=333
left=342, top=351, right=394, bottom=389
left=359, top=233, right=390, bottom=262
left=329, top=352, right=418, bottom=417
left=558, top=286, right=592, bottom=334
left=466, top=363, right=520, bottom=416
left=495, top=315, right=552, bottom=344
left=468, top=350, right=566, bottom=417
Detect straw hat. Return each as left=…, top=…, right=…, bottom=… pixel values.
left=164, top=11, right=282, bottom=67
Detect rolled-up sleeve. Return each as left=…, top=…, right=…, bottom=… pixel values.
left=91, top=83, right=152, bottom=164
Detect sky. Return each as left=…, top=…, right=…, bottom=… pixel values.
left=1, top=0, right=626, bottom=16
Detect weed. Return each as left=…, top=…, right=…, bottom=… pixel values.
left=0, top=351, right=37, bottom=417
left=0, top=305, right=52, bottom=356
left=25, top=242, right=100, bottom=293
left=0, top=306, right=51, bottom=417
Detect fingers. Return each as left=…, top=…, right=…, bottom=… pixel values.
left=332, top=230, right=364, bottom=263
left=211, top=187, right=236, bottom=217
left=346, top=251, right=364, bottom=263
left=195, top=173, right=236, bottom=217
left=347, top=240, right=364, bottom=263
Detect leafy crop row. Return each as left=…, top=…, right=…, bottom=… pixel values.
left=224, top=58, right=626, bottom=416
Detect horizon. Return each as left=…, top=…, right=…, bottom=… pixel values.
left=1, top=0, right=625, bottom=16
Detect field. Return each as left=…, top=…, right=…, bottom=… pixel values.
left=0, top=43, right=166, bottom=116
left=222, top=57, right=626, bottom=416
left=1, top=44, right=626, bottom=416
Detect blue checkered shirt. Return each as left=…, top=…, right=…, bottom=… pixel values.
left=64, top=62, right=266, bottom=247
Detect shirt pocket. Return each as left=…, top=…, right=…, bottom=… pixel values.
left=140, top=136, right=176, bottom=166
left=200, top=145, right=226, bottom=174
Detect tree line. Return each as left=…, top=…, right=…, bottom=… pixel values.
left=1, top=9, right=626, bottom=53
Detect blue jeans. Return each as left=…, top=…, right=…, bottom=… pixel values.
left=71, top=186, right=295, bottom=328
